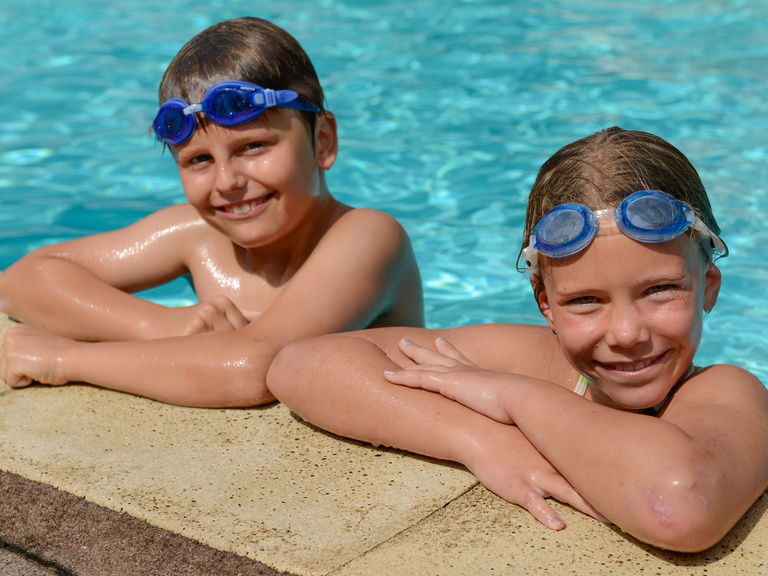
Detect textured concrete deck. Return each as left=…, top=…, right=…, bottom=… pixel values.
left=1, top=311, right=767, bottom=575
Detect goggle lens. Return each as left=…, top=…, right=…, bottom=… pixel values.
left=152, top=98, right=195, bottom=146
left=534, top=204, right=597, bottom=257
left=617, top=191, right=691, bottom=242
left=205, top=87, right=263, bottom=125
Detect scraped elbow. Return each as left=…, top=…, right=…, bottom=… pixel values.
left=629, top=470, right=730, bottom=553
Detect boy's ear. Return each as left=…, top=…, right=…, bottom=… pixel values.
left=314, top=111, right=338, bottom=170
left=703, top=261, right=721, bottom=313
left=531, top=273, right=556, bottom=330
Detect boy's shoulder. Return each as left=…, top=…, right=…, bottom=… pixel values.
left=329, top=207, right=407, bottom=240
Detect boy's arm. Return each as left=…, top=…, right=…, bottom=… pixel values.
left=0, top=204, right=229, bottom=341
left=1, top=209, right=423, bottom=406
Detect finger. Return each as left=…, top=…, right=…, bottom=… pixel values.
left=545, top=476, right=609, bottom=524
left=383, top=368, right=448, bottom=394
left=434, top=337, right=475, bottom=365
left=398, top=338, right=457, bottom=367
left=223, top=302, right=249, bottom=330
left=7, top=371, right=33, bottom=389
left=521, top=488, right=566, bottom=530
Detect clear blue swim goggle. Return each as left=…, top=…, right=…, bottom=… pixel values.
left=522, top=189, right=727, bottom=274
left=152, top=81, right=322, bottom=145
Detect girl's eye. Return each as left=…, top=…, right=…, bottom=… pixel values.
left=566, top=295, right=598, bottom=306
left=647, top=284, right=679, bottom=295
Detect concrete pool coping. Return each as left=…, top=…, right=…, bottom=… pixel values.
left=1, top=311, right=767, bottom=575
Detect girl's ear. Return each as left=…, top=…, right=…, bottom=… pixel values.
left=703, top=261, right=721, bottom=313
left=531, top=273, right=556, bottom=330
left=314, top=111, right=338, bottom=170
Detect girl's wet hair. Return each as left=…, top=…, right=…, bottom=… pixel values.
left=517, top=127, right=723, bottom=272
left=158, top=17, right=324, bottom=135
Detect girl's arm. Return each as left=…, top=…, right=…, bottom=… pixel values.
left=0, top=204, right=244, bottom=341
left=385, top=339, right=768, bottom=552
left=0, top=209, right=423, bottom=407
left=266, top=325, right=604, bottom=529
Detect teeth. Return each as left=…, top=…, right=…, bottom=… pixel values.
left=612, top=359, right=654, bottom=372
left=225, top=201, right=257, bottom=215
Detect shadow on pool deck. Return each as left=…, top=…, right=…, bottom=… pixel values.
left=1, top=311, right=767, bottom=576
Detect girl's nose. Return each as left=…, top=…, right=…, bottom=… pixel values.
left=605, top=304, right=650, bottom=349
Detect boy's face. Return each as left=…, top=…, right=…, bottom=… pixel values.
left=171, top=109, right=336, bottom=250
left=534, top=231, right=721, bottom=411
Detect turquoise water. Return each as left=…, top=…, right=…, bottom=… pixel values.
left=1, top=1, right=766, bottom=384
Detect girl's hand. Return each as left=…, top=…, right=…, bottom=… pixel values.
left=0, top=324, right=73, bottom=387
left=386, top=337, right=607, bottom=529
left=466, top=423, right=608, bottom=530
left=384, top=337, right=515, bottom=424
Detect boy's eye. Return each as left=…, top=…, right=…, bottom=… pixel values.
left=186, top=153, right=211, bottom=165
left=243, top=141, right=264, bottom=152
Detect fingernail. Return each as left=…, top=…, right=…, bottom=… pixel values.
left=383, top=370, right=395, bottom=376
left=550, top=515, right=565, bottom=529
left=400, top=338, right=411, bottom=345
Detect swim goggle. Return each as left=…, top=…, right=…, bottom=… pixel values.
left=521, top=189, right=727, bottom=274
left=152, top=81, right=322, bottom=145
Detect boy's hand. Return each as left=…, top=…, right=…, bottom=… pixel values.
left=147, top=296, right=249, bottom=338
left=0, top=325, right=72, bottom=387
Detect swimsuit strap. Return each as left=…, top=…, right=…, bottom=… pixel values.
left=573, top=373, right=591, bottom=397
left=645, top=364, right=697, bottom=415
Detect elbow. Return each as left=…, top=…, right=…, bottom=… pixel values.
left=625, top=468, right=729, bottom=553
left=265, top=339, right=309, bottom=405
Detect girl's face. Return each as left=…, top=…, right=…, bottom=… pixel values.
left=172, top=109, right=337, bottom=250
left=535, top=230, right=721, bottom=410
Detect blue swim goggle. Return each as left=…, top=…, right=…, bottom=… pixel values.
left=152, top=81, right=322, bottom=145
left=522, top=189, right=727, bottom=273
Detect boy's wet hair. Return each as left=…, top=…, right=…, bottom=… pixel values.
left=518, top=127, right=722, bottom=271
left=158, top=17, right=324, bottom=136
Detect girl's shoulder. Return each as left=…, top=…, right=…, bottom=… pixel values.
left=672, top=363, right=768, bottom=413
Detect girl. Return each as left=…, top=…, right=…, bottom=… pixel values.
left=0, top=18, right=423, bottom=406
left=266, top=127, right=768, bottom=552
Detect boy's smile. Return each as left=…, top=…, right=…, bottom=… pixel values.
left=536, top=232, right=720, bottom=410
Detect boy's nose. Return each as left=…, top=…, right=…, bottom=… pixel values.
left=214, top=160, right=247, bottom=194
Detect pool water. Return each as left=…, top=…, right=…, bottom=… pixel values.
left=1, top=0, right=766, bottom=385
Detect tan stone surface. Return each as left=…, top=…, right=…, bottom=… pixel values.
left=333, top=484, right=768, bottom=575
left=1, top=311, right=767, bottom=575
